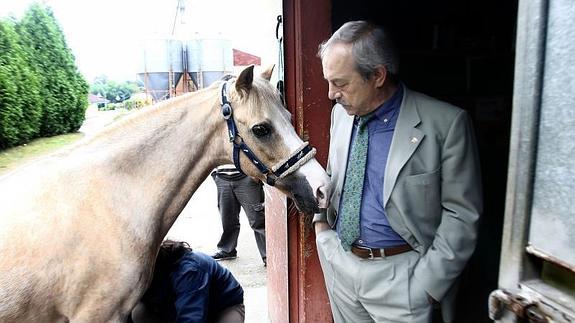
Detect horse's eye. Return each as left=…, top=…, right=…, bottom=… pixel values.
left=252, top=124, right=271, bottom=138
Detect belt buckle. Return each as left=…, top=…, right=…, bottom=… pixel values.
left=368, top=248, right=375, bottom=259
left=355, top=244, right=376, bottom=259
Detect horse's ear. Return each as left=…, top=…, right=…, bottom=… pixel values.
left=261, top=65, right=275, bottom=81
left=235, top=65, right=254, bottom=96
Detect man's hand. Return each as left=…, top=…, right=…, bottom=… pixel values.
left=314, top=221, right=331, bottom=234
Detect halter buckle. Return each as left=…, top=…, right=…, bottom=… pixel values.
left=219, top=80, right=314, bottom=186
left=222, top=103, right=232, bottom=120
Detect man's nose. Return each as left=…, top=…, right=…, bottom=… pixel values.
left=328, top=85, right=340, bottom=100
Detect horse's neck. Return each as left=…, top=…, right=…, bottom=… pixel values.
left=79, top=87, right=226, bottom=239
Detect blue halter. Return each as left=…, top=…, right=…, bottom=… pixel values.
left=220, top=81, right=316, bottom=186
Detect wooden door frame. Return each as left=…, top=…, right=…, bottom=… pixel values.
left=266, top=0, right=333, bottom=322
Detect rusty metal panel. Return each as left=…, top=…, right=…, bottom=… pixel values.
left=528, top=0, right=575, bottom=270
left=495, top=0, right=575, bottom=321
left=498, top=0, right=548, bottom=290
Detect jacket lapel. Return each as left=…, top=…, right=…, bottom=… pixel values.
left=383, top=88, right=424, bottom=207
left=334, top=110, right=355, bottom=193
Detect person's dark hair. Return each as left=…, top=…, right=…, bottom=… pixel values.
left=318, top=20, right=399, bottom=82
left=155, top=240, right=191, bottom=270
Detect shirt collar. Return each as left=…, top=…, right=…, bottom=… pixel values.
left=372, top=83, right=403, bottom=122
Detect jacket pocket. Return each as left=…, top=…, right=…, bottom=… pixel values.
left=402, top=169, right=442, bottom=228
left=405, top=168, right=440, bottom=186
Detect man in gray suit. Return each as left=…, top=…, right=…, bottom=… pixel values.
left=313, top=21, right=482, bottom=323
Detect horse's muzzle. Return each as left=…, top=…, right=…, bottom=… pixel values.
left=275, top=174, right=320, bottom=215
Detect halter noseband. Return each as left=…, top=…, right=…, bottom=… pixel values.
left=219, top=81, right=316, bottom=186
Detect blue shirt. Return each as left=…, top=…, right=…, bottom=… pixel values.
left=141, top=251, right=244, bottom=323
left=338, top=85, right=407, bottom=248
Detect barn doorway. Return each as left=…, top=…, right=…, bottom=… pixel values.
left=330, top=1, right=518, bottom=321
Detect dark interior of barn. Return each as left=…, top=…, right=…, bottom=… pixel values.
left=330, top=1, right=519, bottom=321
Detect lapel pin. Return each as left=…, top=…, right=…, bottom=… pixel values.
left=410, top=137, right=418, bottom=143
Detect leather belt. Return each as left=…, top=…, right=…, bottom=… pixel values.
left=351, top=243, right=413, bottom=259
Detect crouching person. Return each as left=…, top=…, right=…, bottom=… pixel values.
left=131, top=240, right=245, bottom=323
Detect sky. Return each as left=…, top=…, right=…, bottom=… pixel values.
left=0, top=0, right=282, bottom=82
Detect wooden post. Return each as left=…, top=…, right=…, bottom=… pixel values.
left=266, top=0, right=333, bottom=322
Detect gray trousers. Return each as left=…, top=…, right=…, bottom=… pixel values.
left=213, top=175, right=266, bottom=260
left=316, top=229, right=433, bottom=323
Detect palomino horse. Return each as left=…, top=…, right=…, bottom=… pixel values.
left=0, top=65, right=330, bottom=322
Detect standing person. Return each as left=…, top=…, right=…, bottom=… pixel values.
left=313, top=21, right=482, bottom=323
left=131, top=240, right=244, bottom=323
left=211, top=164, right=267, bottom=266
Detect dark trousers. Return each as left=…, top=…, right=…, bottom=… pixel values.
left=213, top=175, right=266, bottom=260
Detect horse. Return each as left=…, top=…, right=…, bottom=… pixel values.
left=0, top=65, right=330, bottom=322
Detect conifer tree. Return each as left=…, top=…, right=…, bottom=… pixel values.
left=18, top=3, right=88, bottom=136
left=0, top=18, right=41, bottom=149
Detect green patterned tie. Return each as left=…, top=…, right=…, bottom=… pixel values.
left=339, top=115, right=370, bottom=251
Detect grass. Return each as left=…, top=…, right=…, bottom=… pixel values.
left=0, top=133, right=84, bottom=176
left=0, top=106, right=140, bottom=176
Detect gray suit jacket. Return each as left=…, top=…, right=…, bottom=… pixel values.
left=313, top=87, right=483, bottom=320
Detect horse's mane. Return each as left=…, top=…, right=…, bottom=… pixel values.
left=78, top=83, right=222, bottom=148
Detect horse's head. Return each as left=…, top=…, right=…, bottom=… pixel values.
left=218, top=65, right=330, bottom=215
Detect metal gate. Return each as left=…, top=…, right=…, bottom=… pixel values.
left=489, top=0, right=575, bottom=321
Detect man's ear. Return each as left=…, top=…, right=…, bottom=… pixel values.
left=373, top=66, right=387, bottom=87
left=261, top=65, right=275, bottom=81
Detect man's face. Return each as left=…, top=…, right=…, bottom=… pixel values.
left=322, top=43, right=381, bottom=117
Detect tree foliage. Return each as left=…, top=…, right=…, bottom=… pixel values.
left=17, top=3, right=89, bottom=137
left=90, top=76, right=141, bottom=103
left=0, top=18, right=42, bottom=149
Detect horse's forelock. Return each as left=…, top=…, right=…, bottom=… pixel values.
left=229, top=77, right=285, bottom=119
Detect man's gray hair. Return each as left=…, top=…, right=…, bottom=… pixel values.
left=318, top=20, right=399, bottom=81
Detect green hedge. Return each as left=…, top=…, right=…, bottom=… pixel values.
left=0, top=19, right=42, bottom=149
left=0, top=4, right=88, bottom=149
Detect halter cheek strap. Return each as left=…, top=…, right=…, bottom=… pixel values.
left=219, top=81, right=316, bottom=186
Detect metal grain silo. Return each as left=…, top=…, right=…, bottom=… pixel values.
left=138, top=38, right=184, bottom=101
left=186, top=38, right=233, bottom=88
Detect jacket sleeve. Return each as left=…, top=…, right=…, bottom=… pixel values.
left=312, top=104, right=338, bottom=225
left=413, top=110, right=483, bottom=301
